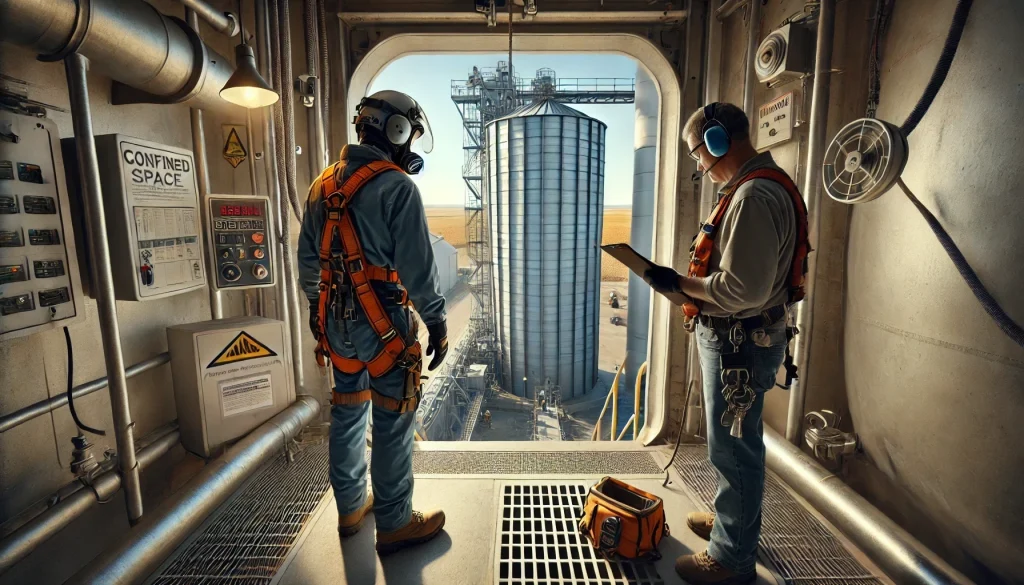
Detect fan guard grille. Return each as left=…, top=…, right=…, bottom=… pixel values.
left=822, top=118, right=909, bottom=204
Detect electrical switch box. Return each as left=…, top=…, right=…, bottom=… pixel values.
left=0, top=112, right=83, bottom=341
left=64, top=135, right=206, bottom=301
left=206, top=194, right=275, bottom=290
left=167, top=316, right=295, bottom=458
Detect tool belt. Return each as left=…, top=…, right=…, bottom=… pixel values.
left=579, top=477, right=669, bottom=561
left=697, top=304, right=787, bottom=332
left=313, top=159, right=423, bottom=413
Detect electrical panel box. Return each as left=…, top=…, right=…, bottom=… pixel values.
left=167, top=316, right=295, bottom=458
left=0, top=112, right=83, bottom=341
left=206, top=194, right=275, bottom=290
left=65, top=135, right=206, bottom=301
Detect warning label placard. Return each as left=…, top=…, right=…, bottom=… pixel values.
left=219, top=373, right=274, bottom=417
left=207, top=330, right=278, bottom=368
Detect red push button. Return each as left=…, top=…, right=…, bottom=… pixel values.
left=251, top=232, right=265, bottom=244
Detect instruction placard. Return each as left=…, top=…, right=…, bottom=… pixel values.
left=757, top=92, right=795, bottom=150
left=219, top=373, right=274, bottom=417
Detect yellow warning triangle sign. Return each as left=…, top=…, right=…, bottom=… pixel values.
left=208, top=331, right=277, bottom=368
left=223, top=128, right=248, bottom=168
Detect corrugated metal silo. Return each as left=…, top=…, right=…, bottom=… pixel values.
left=485, top=99, right=606, bottom=399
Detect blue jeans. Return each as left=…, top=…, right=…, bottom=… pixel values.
left=696, top=320, right=787, bottom=574
left=328, top=299, right=418, bottom=533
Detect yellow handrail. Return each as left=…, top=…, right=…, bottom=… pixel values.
left=592, top=357, right=626, bottom=441
left=617, top=414, right=635, bottom=440
left=633, top=361, right=649, bottom=440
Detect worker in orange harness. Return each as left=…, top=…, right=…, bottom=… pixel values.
left=298, top=90, right=448, bottom=555
left=643, top=102, right=809, bottom=585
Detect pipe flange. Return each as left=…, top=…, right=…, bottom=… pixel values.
left=37, top=0, right=92, bottom=63
left=161, top=16, right=210, bottom=104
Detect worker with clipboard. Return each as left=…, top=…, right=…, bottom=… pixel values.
left=602, top=102, right=809, bottom=585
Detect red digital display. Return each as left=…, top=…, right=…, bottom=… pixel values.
left=220, top=204, right=262, bottom=217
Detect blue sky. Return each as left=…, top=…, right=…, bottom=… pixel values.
left=369, top=53, right=638, bottom=207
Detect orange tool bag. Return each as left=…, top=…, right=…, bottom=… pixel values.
left=579, top=477, right=670, bottom=560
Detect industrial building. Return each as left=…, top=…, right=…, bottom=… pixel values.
left=429, top=232, right=459, bottom=297
left=0, top=1, right=1021, bottom=585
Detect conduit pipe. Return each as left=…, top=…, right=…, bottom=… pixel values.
left=764, top=427, right=973, bottom=585
left=68, top=396, right=321, bottom=585
left=0, top=353, right=170, bottom=434
left=786, top=0, right=834, bottom=445
left=716, top=0, right=748, bottom=21
left=64, top=53, right=143, bottom=526
left=176, top=0, right=240, bottom=37
left=185, top=8, right=224, bottom=320
left=0, top=426, right=180, bottom=575
left=741, top=0, right=763, bottom=120
left=340, top=11, right=687, bottom=25
left=0, top=0, right=234, bottom=112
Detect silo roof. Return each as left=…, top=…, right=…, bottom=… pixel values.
left=495, top=98, right=602, bottom=122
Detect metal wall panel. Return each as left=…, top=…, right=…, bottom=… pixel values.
left=488, top=106, right=606, bottom=398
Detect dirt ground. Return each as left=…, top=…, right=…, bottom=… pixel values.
left=425, top=207, right=633, bottom=282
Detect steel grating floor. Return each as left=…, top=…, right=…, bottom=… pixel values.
left=672, top=445, right=885, bottom=585
left=495, top=482, right=663, bottom=585
left=412, top=451, right=662, bottom=475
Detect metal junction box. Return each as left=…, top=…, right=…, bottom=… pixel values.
left=65, top=135, right=206, bottom=301
left=0, top=112, right=84, bottom=340
left=205, top=194, right=275, bottom=290
left=167, top=316, right=294, bottom=458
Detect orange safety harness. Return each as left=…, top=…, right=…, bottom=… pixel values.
left=683, top=168, right=810, bottom=319
left=313, top=160, right=422, bottom=413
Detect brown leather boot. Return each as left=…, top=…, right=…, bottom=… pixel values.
left=338, top=493, right=374, bottom=538
left=375, top=509, right=446, bottom=556
left=674, top=550, right=756, bottom=585
left=687, top=511, right=715, bottom=541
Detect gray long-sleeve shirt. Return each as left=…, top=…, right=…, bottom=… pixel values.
left=698, top=152, right=797, bottom=318
left=297, top=144, right=446, bottom=326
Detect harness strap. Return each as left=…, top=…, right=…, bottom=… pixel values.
left=313, top=159, right=412, bottom=381
left=331, top=385, right=421, bottom=414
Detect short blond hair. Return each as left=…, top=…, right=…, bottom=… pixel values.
left=684, top=102, right=750, bottom=144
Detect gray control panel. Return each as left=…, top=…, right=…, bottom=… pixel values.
left=206, top=195, right=274, bottom=290
left=0, top=112, right=83, bottom=340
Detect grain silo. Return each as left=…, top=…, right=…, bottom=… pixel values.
left=485, top=99, right=606, bottom=399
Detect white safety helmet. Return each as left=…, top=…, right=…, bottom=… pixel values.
left=353, top=90, right=434, bottom=154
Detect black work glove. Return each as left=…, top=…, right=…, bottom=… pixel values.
left=308, top=304, right=320, bottom=338
left=643, top=264, right=683, bottom=295
left=425, top=321, right=449, bottom=371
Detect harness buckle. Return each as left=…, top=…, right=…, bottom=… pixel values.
left=381, top=328, right=397, bottom=342
left=721, top=367, right=750, bottom=388
left=348, top=259, right=363, bottom=273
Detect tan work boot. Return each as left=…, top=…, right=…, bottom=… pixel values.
left=338, top=493, right=374, bottom=538
left=687, top=511, right=715, bottom=541
left=375, top=509, right=446, bottom=556
left=675, top=551, right=756, bottom=585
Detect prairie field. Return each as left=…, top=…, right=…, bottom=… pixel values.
left=425, top=207, right=633, bottom=281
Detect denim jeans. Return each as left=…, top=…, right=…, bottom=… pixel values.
left=696, top=320, right=787, bottom=574
left=328, top=302, right=419, bottom=533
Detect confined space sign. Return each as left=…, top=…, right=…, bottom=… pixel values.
left=757, top=92, right=795, bottom=149
left=219, top=372, right=274, bottom=417
left=207, top=330, right=278, bottom=368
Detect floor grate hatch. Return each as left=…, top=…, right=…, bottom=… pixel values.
left=149, top=442, right=331, bottom=585
left=495, top=482, right=663, bottom=585
left=672, top=446, right=885, bottom=585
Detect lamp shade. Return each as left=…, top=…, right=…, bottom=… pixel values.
left=220, top=44, right=279, bottom=108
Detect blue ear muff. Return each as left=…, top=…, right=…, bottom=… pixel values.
left=704, top=125, right=731, bottom=158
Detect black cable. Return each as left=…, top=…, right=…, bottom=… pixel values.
left=899, top=0, right=973, bottom=136
left=897, top=180, right=1024, bottom=349
left=63, top=327, right=105, bottom=436
left=662, top=380, right=695, bottom=487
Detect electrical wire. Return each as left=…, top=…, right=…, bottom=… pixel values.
left=63, top=327, right=105, bottom=436
left=662, top=380, right=696, bottom=487
left=897, top=180, right=1024, bottom=349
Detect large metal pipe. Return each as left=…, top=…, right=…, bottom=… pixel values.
left=64, top=53, right=144, bottom=526
left=786, top=0, right=835, bottom=445
left=68, top=396, right=321, bottom=585
left=176, top=0, right=240, bottom=37
left=764, top=427, right=974, bottom=585
left=0, top=0, right=233, bottom=111
left=0, top=426, right=180, bottom=575
left=716, top=0, right=748, bottom=21
left=340, top=11, right=687, bottom=25
left=0, top=353, right=170, bottom=434
left=741, top=0, right=762, bottom=120
left=185, top=9, right=225, bottom=320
